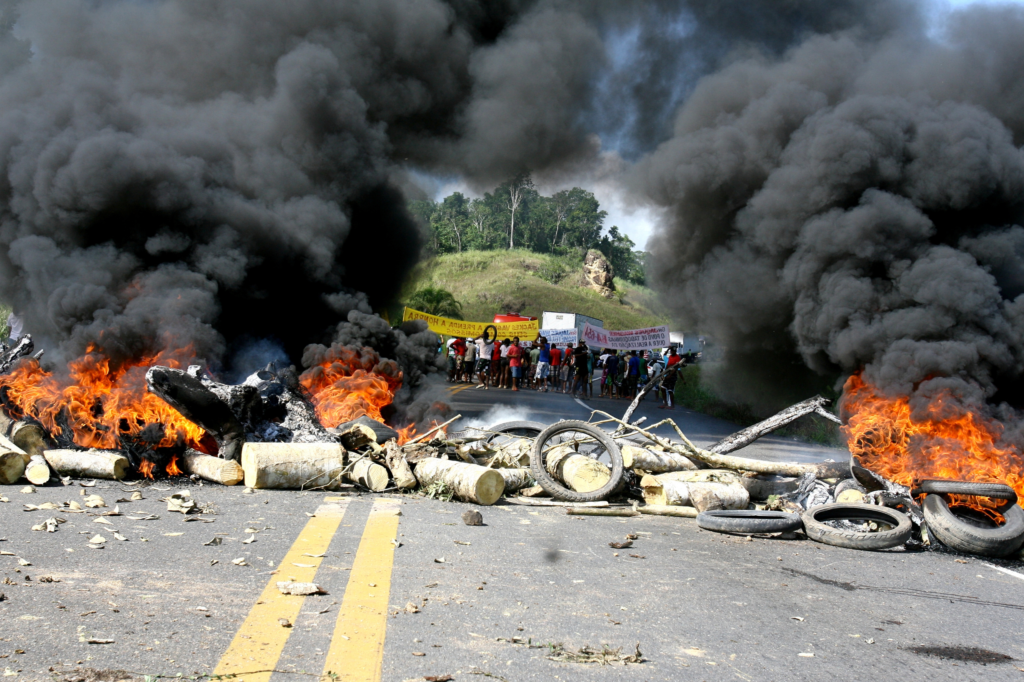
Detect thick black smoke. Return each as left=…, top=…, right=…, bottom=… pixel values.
left=638, top=4, right=1024, bottom=427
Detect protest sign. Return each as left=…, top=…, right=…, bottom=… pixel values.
left=581, top=322, right=670, bottom=351
left=538, top=328, right=578, bottom=345
left=403, top=307, right=539, bottom=340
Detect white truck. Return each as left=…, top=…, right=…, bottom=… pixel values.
left=541, top=311, right=603, bottom=345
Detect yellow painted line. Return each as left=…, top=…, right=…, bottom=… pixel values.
left=447, top=383, right=475, bottom=395
left=322, top=499, right=402, bottom=681
left=213, top=500, right=350, bottom=681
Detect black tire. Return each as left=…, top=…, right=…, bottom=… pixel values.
left=697, top=510, right=803, bottom=534
left=802, top=503, right=912, bottom=550
left=481, top=324, right=498, bottom=344
left=530, top=420, right=625, bottom=503
left=922, top=494, right=1024, bottom=558
left=917, top=480, right=1017, bottom=509
left=448, top=420, right=546, bottom=443
left=740, top=474, right=800, bottom=501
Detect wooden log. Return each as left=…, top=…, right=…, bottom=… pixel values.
left=345, top=455, right=390, bottom=492
left=24, top=454, right=51, bottom=485
left=384, top=440, right=418, bottom=490
left=333, top=422, right=379, bottom=451
left=708, top=395, right=841, bottom=454
left=147, top=366, right=246, bottom=461
left=638, top=504, right=698, bottom=518
left=640, top=472, right=749, bottom=511
left=620, top=443, right=698, bottom=473
left=546, top=445, right=611, bottom=494
left=519, top=484, right=550, bottom=498
left=496, top=467, right=533, bottom=493
left=42, top=449, right=129, bottom=480
left=181, top=449, right=244, bottom=485
left=241, top=442, right=348, bottom=490
left=9, top=421, right=46, bottom=459
left=334, top=416, right=399, bottom=444
left=413, top=458, right=505, bottom=506
left=0, top=450, right=25, bottom=484
left=566, top=507, right=638, bottom=517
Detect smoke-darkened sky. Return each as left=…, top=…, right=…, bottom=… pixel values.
left=4, top=0, right=1024, bottom=432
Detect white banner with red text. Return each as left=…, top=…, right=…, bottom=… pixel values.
left=581, top=323, right=670, bottom=351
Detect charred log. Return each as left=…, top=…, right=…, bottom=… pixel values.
left=0, top=336, right=34, bottom=375
left=146, top=366, right=246, bottom=461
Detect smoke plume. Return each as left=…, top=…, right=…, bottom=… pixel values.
left=638, top=4, right=1024, bottom=429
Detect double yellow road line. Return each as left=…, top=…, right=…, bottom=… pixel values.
left=213, top=498, right=402, bottom=681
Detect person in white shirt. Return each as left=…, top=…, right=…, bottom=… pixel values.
left=476, top=337, right=493, bottom=389
left=462, top=337, right=477, bottom=383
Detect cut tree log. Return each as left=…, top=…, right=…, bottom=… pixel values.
left=640, top=472, right=749, bottom=511
left=43, top=449, right=129, bottom=481
left=333, top=416, right=399, bottom=444
left=707, top=395, right=841, bottom=454
left=241, top=442, right=348, bottom=490
left=620, top=443, right=698, bottom=472
left=496, top=467, right=533, bottom=493
left=638, top=504, right=698, bottom=518
left=24, top=454, right=51, bottom=485
left=545, top=445, right=612, bottom=494
left=11, top=422, right=46, bottom=458
left=333, top=422, right=379, bottom=451
left=147, top=366, right=246, bottom=461
left=413, top=458, right=505, bottom=505
left=0, top=450, right=25, bottom=485
left=181, top=449, right=244, bottom=485
left=345, top=455, right=390, bottom=492
left=384, top=440, right=418, bottom=490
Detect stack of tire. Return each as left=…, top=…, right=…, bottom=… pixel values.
left=916, top=481, right=1024, bottom=558
left=696, top=477, right=1024, bottom=558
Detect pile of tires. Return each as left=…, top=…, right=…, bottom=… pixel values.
left=917, top=480, right=1024, bottom=558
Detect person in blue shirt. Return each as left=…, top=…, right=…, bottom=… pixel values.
left=604, top=351, right=619, bottom=398
left=626, top=350, right=640, bottom=399
left=535, top=337, right=552, bottom=392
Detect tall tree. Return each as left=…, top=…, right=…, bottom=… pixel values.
left=504, top=173, right=534, bottom=249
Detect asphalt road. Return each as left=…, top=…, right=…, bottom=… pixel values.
left=2, top=383, right=1023, bottom=682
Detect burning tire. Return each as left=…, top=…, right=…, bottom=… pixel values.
left=915, top=480, right=1017, bottom=511
left=530, top=420, right=625, bottom=502
left=922, top=494, right=1024, bottom=558
left=696, top=510, right=803, bottom=534
left=802, top=503, right=912, bottom=550
left=739, top=474, right=800, bottom=501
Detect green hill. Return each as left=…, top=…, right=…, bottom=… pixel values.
left=399, top=249, right=669, bottom=330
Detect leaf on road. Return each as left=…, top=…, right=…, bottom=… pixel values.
left=232, top=558, right=247, bottom=566
left=203, top=537, right=222, bottom=546
left=83, top=495, right=106, bottom=509
left=242, top=534, right=256, bottom=545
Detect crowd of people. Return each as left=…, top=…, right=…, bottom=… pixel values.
left=443, top=335, right=697, bottom=408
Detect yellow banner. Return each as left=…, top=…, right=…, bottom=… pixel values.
left=403, top=307, right=539, bottom=340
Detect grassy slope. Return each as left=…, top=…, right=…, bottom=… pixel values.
left=401, top=249, right=669, bottom=330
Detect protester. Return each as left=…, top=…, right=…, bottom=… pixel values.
left=659, top=347, right=680, bottom=409
left=462, top=336, right=476, bottom=383
left=499, top=338, right=512, bottom=389
left=604, top=350, right=620, bottom=398
left=535, top=336, right=551, bottom=392
left=571, top=341, right=590, bottom=397
left=625, top=350, right=640, bottom=399
left=586, top=346, right=595, bottom=398
left=507, top=336, right=523, bottom=391
left=491, top=339, right=502, bottom=386
left=549, top=343, right=562, bottom=391
left=529, top=341, right=541, bottom=389
left=476, top=336, right=493, bottom=389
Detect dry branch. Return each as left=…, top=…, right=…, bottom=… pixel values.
left=620, top=443, right=698, bottom=472
left=707, top=395, right=841, bottom=454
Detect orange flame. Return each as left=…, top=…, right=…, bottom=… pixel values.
left=166, top=454, right=183, bottom=477
left=299, top=345, right=445, bottom=444
left=138, top=459, right=156, bottom=479
left=840, top=373, right=1023, bottom=515
left=0, top=345, right=207, bottom=455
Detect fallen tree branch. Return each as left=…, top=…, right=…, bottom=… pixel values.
left=707, top=395, right=841, bottom=454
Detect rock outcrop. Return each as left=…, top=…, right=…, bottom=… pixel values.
left=583, top=249, right=615, bottom=298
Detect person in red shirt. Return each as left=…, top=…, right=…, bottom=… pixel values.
left=660, top=347, right=680, bottom=409
left=549, top=344, right=562, bottom=391
left=507, top=337, right=524, bottom=391
left=450, top=337, right=467, bottom=383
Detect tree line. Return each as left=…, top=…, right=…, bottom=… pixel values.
left=408, top=174, right=648, bottom=285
